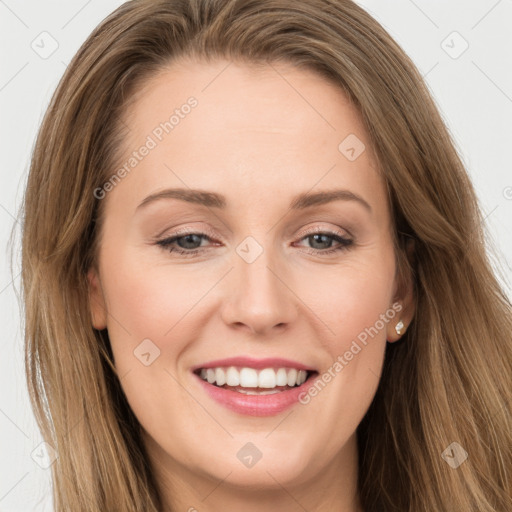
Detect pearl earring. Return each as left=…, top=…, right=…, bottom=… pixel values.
left=395, top=320, right=404, bottom=335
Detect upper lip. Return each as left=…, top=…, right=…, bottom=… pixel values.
left=191, top=356, right=317, bottom=372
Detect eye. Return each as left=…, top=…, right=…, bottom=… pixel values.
left=156, top=232, right=213, bottom=258
left=155, top=228, right=354, bottom=257
left=294, top=228, right=353, bottom=255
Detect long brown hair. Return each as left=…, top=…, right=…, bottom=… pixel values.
left=21, top=0, right=512, bottom=510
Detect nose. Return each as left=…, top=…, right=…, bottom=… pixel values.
left=220, top=246, right=298, bottom=336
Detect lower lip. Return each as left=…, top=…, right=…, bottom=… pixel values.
left=193, top=372, right=318, bottom=416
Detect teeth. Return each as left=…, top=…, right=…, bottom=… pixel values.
left=258, top=368, right=276, bottom=388
left=287, top=368, right=298, bottom=386
left=236, top=388, right=282, bottom=395
left=226, top=367, right=239, bottom=386
left=215, top=368, right=226, bottom=386
left=206, top=368, right=215, bottom=384
left=197, top=366, right=310, bottom=389
left=276, top=368, right=288, bottom=386
left=240, top=368, right=258, bottom=387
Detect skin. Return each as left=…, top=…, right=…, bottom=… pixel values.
left=88, top=58, right=415, bottom=512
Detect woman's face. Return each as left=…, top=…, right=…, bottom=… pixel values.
left=89, top=59, right=413, bottom=505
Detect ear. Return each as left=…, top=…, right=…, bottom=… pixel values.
left=87, top=267, right=107, bottom=330
left=387, top=237, right=416, bottom=343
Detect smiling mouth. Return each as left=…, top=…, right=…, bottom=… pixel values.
left=193, top=366, right=318, bottom=395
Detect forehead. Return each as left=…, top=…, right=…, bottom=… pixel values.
left=123, top=58, right=370, bottom=151
left=107, top=58, right=388, bottom=221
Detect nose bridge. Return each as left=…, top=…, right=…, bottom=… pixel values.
left=221, top=233, right=297, bottom=334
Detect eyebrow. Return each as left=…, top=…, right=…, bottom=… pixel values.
left=136, top=187, right=372, bottom=213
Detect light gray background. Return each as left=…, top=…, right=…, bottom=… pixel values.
left=1, top=1, right=511, bottom=510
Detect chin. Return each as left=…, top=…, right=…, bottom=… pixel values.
left=193, top=436, right=318, bottom=489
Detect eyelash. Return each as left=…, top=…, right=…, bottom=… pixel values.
left=155, top=227, right=354, bottom=258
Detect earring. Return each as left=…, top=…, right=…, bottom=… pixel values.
left=395, top=320, right=404, bottom=335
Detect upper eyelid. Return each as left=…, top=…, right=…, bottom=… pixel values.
left=159, top=226, right=351, bottom=242
left=158, top=220, right=352, bottom=238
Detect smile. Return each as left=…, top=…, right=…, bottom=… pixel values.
left=192, top=358, right=319, bottom=416
left=195, top=366, right=311, bottom=392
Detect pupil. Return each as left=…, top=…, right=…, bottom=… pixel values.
left=311, top=234, right=330, bottom=249
left=179, top=234, right=201, bottom=249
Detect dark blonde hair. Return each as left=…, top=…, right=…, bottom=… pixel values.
left=21, top=0, right=512, bottom=510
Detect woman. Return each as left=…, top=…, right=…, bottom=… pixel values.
left=21, top=0, right=512, bottom=510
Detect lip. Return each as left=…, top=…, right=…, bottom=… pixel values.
left=190, top=356, right=317, bottom=372
left=191, top=357, right=319, bottom=417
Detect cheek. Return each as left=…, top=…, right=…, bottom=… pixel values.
left=98, top=252, right=210, bottom=435
left=295, top=255, right=395, bottom=435
left=101, top=250, right=206, bottom=354
left=305, top=255, right=396, bottom=347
